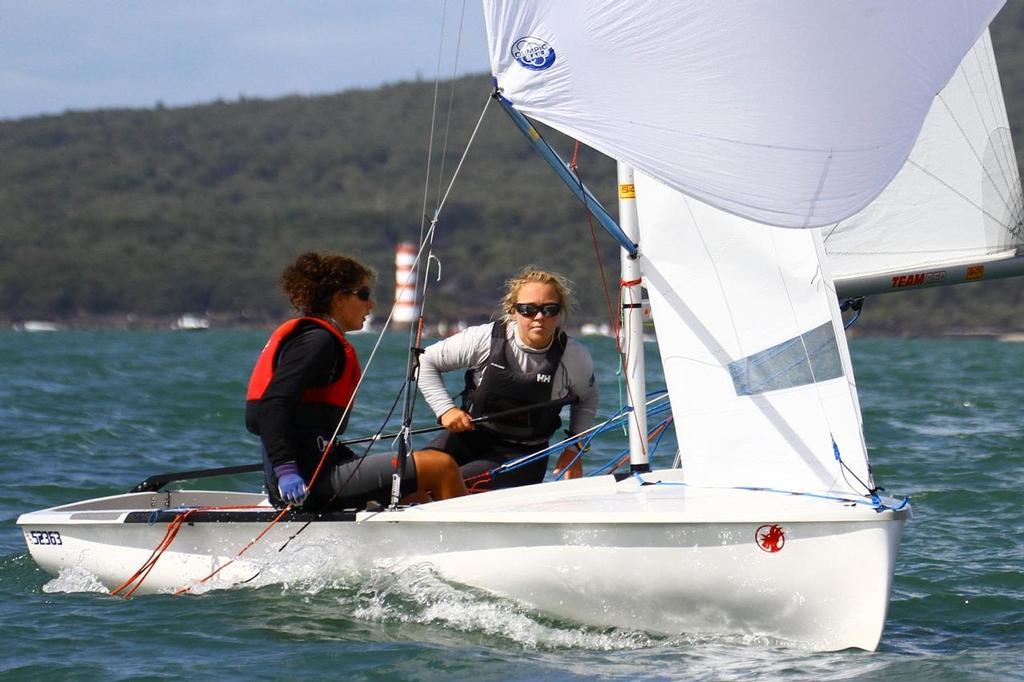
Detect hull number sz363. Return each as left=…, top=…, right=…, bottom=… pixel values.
left=26, top=530, right=62, bottom=546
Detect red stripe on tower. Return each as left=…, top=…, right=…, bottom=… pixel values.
left=394, top=242, right=418, bottom=325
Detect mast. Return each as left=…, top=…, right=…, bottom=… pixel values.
left=617, top=163, right=649, bottom=472
left=494, top=92, right=650, bottom=469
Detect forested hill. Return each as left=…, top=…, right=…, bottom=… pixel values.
left=2, top=4, right=1023, bottom=337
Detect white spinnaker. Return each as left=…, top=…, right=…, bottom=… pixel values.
left=635, top=172, right=869, bottom=494
left=824, top=30, right=1024, bottom=282
left=482, top=0, right=1005, bottom=229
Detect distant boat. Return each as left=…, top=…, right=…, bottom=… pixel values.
left=172, top=314, right=210, bottom=331
left=13, top=321, right=59, bottom=332
left=578, top=322, right=611, bottom=336
left=350, top=315, right=374, bottom=334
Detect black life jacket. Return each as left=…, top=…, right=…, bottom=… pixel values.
left=461, top=321, right=569, bottom=444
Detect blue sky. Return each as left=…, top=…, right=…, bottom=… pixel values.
left=0, top=1, right=491, bottom=121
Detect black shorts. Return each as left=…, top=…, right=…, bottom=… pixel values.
left=424, top=429, right=549, bottom=491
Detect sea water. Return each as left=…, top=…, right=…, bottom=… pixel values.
left=0, top=330, right=1021, bottom=681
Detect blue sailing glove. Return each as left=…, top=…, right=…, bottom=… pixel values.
left=274, top=462, right=307, bottom=506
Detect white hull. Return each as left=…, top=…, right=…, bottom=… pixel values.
left=18, top=469, right=908, bottom=651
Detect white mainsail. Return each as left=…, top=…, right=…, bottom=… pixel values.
left=483, top=0, right=1006, bottom=228
left=635, top=173, right=868, bottom=494
left=824, top=30, right=1024, bottom=296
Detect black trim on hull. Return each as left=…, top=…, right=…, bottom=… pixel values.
left=123, top=509, right=359, bottom=524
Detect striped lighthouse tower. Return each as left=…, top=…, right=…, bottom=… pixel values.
left=393, top=242, right=419, bottom=328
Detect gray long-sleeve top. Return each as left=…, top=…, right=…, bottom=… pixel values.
left=418, top=321, right=599, bottom=438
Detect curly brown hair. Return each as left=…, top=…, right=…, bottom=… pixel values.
left=499, top=266, right=573, bottom=324
left=279, top=252, right=376, bottom=315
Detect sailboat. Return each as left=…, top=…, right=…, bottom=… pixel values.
left=17, top=1, right=1019, bottom=651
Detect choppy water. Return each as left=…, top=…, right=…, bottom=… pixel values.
left=1, top=330, right=1021, bottom=680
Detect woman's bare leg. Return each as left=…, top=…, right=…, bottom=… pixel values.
left=409, top=449, right=467, bottom=501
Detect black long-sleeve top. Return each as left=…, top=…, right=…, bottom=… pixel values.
left=245, top=323, right=349, bottom=471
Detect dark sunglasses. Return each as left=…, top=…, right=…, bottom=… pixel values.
left=342, top=287, right=372, bottom=301
left=513, top=302, right=562, bottom=318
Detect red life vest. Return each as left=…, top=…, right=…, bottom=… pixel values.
left=246, top=317, right=360, bottom=408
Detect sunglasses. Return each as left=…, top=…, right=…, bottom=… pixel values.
left=513, top=302, right=562, bottom=318
left=342, top=287, right=372, bottom=301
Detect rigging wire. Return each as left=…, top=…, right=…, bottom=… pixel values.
left=390, top=0, right=488, bottom=506
left=388, top=0, right=454, bottom=508
left=566, top=142, right=649, bottom=458
left=433, top=0, right=469, bottom=211
left=387, top=94, right=494, bottom=507
left=634, top=474, right=909, bottom=512
left=569, top=142, right=620, bottom=344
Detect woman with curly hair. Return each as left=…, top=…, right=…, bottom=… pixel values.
left=246, top=251, right=466, bottom=510
left=415, top=267, right=598, bottom=491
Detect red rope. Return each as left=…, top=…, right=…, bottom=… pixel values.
left=463, top=471, right=494, bottom=494
left=111, top=508, right=198, bottom=598
left=110, top=502, right=292, bottom=598
left=569, top=141, right=621, bottom=348
left=174, top=505, right=292, bottom=595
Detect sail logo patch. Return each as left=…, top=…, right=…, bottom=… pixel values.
left=512, top=37, right=556, bottom=71
left=756, top=524, right=785, bottom=553
left=890, top=270, right=946, bottom=289
left=965, top=264, right=986, bottom=281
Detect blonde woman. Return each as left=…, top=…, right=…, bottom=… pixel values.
left=416, top=267, right=598, bottom=490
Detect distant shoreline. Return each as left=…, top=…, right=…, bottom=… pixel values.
left=4, top=313, right=1023, bottom=341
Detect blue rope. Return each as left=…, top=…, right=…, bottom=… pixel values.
left=491, top=393, right=671, bottom=481
left=587, top=448, right=630, bottom=476
left=831, top=434, right=881, bottom=505
left=647, top=416, right=673, bottom=459
left=552, top=403, right=674, bottom=480
left=631, top=476, right=909, bottom=512
left=483, top=392, right=911, bottom=514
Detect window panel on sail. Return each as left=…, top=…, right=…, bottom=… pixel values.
left=728, top=322, right=843, bottom=397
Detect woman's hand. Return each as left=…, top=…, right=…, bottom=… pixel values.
left=273, top=462, right=308, bottom=505
left=440, top=407, right=474, bottom=432
left=277, top=473, right=307, bottom=505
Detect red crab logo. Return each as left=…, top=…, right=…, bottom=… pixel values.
left=756, top=524, right=786, bottom=553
